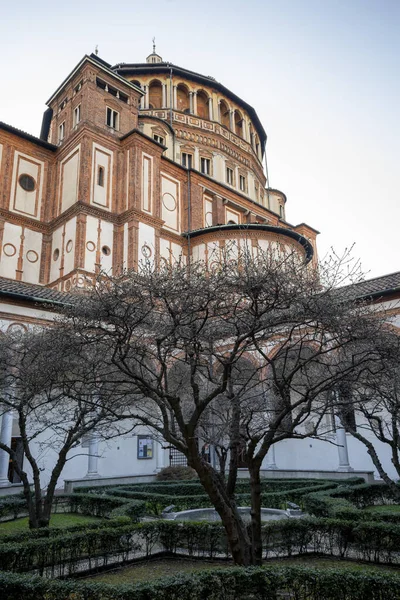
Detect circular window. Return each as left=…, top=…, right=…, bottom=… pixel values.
left=141, top=245, right=152, bottom=258
left=162, top=193, right=177, bottom=212
left=86, top=241, right=95, bottom=252
left=53, top=248, right=60, bottom=261
left=18, top=174, right=36, bottom=192
left=3, top=243, right=16, bottom=257
left=26, top=250, right=39, bottom=263
left=66, top=240, right=73, bottom=253
left=102, top=245, right=111, bottom=256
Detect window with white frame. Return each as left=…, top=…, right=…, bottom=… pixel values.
left=200, top=157, right=211, bottom=175
left=153, top=134, right=165, bottom=145
left=239, top=175, right=246, bottom=192
left=106, top=107, right=119, bottom=130
left=226, top=167, right=234, bottom=185
left=73, top=105, right=81, bottom=127
left=58, top=122, right=65, bottom=143
left=181, top=152, right=193, bottom=169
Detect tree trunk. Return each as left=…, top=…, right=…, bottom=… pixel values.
left=351, top=430, right=400, bottom=501
left=41, top=446, right=71, bottom=527
left=249, top=461, right=263, bottom=565
left=188, top=454, right=253, bottom=565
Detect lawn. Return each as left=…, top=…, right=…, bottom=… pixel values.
left=83, top=555, right=400, bottom=584
left=0, top=513, right=102, bottom=534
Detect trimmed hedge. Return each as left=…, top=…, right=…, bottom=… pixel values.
left=0, top=565, right=400, bottom=600
left=3, top=516, right=400, bottom=576
left=97, top=481, right=341, bottom=515
left=303, top=482, right=400, bottom=522
left=0, top=495, right=26, bottom=520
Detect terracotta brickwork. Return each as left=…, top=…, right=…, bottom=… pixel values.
left=0, top=54, right=318, bottom=291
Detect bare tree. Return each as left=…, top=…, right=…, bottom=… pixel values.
left=59, top=248, right=390, bottom=564
left=0, top=327, right=134, bottom=528
left=334, top=333, right=400, bottom=499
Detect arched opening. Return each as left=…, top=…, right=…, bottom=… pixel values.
left=131, top=80, right=141, bottom=89
left=197, top=90, right=209, bottom=119
left=177, top=84, right=190, bottom=113
left=249, top=123, right=254, bottom=149
left=219, top=100, right=230, bottom=129
left=148, top=80, right=162, bottom=109
left=234, top=110, right=243, bottom=138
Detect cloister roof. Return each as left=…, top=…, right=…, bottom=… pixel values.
left=0, top=278, right=73, bottom=306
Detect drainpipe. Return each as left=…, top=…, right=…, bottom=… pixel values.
left=187, top=168, right=191, bottom=269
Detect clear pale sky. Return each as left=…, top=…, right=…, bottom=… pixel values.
left=1, top=0, right=398, bottom=279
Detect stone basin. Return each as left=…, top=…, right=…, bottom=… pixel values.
left=163, top=507, right=299, bottom=522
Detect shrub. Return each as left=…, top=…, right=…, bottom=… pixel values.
left=156, top=465, right=198, bottom=481
left=0, top=566, right=400, bottom=599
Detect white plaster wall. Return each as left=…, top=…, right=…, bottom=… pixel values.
left=21, top=228, right=42, bottom=284
left=50, top=224, right=64, bottom=282
left=99, top=220, right=114, bottom=273
left=91, top=143, right=113, bottom=210
left=141, top=153, right=153, bottom=213
left=170, top=242, right=183, bottom=264
left=84, top=217, right=113, bottom=274
left=123, top=222, right=129, bottom=270
left=60, top=146, right=80, bottom=213
left=63, top=217, right=77, bottom=275
left=10, top=152, right=44, bottom=219
left=226, top=207, right=240, bottom=224
left=213, top=154, right=224, bottom=182
left=0, top=222, right=21, bottom=278
left=161, top=174, right=180, bottom=232
left=192, top=243, right=206, bottom=263
left=0, top=303, right=57, bottom=324
left=204, top=197, right=213, bottom=227
left=159, top=237, right=170, bottom=263
left=85, top=215, right=98, bottom=273
left=138, top=222, right=155, bottom=268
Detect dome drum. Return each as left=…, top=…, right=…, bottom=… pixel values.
left=183, top=224, right=314, bottom=265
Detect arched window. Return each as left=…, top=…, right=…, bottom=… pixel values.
left=148, top=80, right=162, bottom=109
left=97, top=166, right=105, bottom=187
left=197, top=90, right=209, bottom=119
left=177, top=84, right=190, bottom=113
left=219, top=100, right=230, bottom=129
left=131, top=80, right=141, bottom=89
left=234, top=110, right=243, bottom=138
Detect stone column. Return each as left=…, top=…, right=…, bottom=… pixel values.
left=192, top=91, right=197, bottom=115
left=144, top=85, right=149, bottom=110
left=86, top=433, right=100, bottom=478
left=336, top=417, right=353, bottom=472
left=242, top=119, right=247, bottom=141
left=208, top=98, right=213, bottom=121
left=0, top=411, right=13, bottom=486
left=173, top=86, right=177, bottom=110
left=265, top=444, right=278, bottom=470
left=189, top=92, right=193, bottom=114
left=156, top=440, right=166, bottom=472
left=162, top=84, right=167, bottom=108
left=229, top=110, right=234, bottom=131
